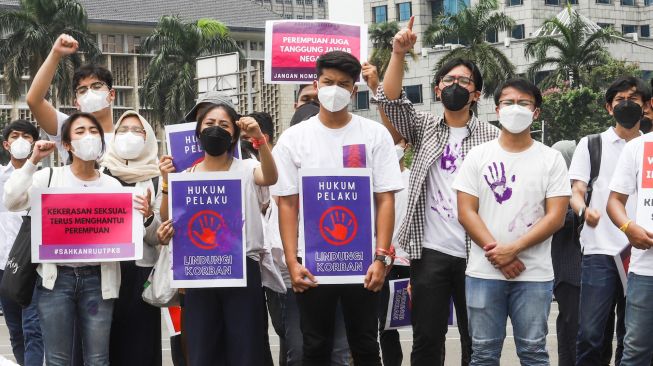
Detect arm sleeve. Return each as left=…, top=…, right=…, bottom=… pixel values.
left=609, top=142, right=638, bottom=196
left=371, top=128, right=404, bottom=193
left=546, top=152, right=573, bottom=198
left=568, top=136, right=590, bottom=183
left=270, top=137, right=300, bottom=197
left=3, top=161, right=43, bottom=212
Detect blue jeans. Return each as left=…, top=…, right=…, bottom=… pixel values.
left=576, top=254, right=625, bottom=366
left=465, top=276, right=553, bottom=366
left=0, top=270, right=44, bottom=366
left=37, top=266, right=114, bottom=366
left=621, top=273, right=653, bottom=366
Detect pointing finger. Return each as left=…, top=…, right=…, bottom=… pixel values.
left=407, top=15, right=415, bottom=31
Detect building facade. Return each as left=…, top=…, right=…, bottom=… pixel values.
left=357, top=0, right=653, bottom=125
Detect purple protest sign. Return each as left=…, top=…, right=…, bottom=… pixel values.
left=168, top=172, right=247, bottom=288
left=299, top=168, right=374, bottom=284
left=165, top=122, right=240, bottom=172
left=385, top=279, right=412, bottom=330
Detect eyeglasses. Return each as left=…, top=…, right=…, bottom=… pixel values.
left=499, top=100, right=536, bottom=108
left=441, top=75, right=474, bottom=88
left=75, top=81, right=108, bottom=96
left=115, top=126, right=146, bottom=135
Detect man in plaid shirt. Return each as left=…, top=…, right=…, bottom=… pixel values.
left=371, top=16, right=499, bottom=365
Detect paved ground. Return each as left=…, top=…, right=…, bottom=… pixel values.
left=0, top=301, right=614, bottom=366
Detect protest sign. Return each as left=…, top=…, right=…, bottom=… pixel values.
left=264, top=20, right=368, bottom=84
left=165, top=122, right=241, bottom=172
left=30, top=187, right=142, bottom=263
left=615, top=245, right=632, bottom=295
left=299, top=168, right=374, bottom=284
left=168, top=172, right=246, bottom=288
left=637, top=135, right=653, bottom=232
left=163, top=307, right=182, bottom=337
left=384, top=279, right=411, bottom=330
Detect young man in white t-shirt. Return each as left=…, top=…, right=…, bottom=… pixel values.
left=272, top=51, right=403, bottom=365
left=607, top=88, right=653, bottom=365
left=27, top=34, right=116, bottom=163
left=569, top=76, right=650, bottom=366
left=453, top=78, right=570, bottom=365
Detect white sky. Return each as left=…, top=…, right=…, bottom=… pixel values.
left=328, top=0, right=365, bottom=24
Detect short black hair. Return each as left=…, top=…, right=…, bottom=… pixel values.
left=605, top=76, right=650, bottom=105
left=494, top=78, right=543, bottom=108
left=3, top=119, right=38, bottom=141
left=194, top=104, right=241, bottom=153
left=247, top=112, right=274, bottom=144
left=434, top=58, right=483, bottom=93
left=61, top=112, right=106, bottom=164
left=73, top=64, right=113, bottom=91
left=296, top=84, right=313, bottom=102
left=316, top=51, right=361, bottom=83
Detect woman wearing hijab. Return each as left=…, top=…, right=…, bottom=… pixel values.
left=102, top=110, right=163, bottom=366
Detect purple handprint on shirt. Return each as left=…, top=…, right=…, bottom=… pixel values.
left=484, top=162, right=515, bottom=204
left=430, top=190, right=456, bottom=221
left=440, top=143, right=463, bottom=174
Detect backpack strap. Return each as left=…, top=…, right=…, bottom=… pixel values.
left=585, top=133, right=602, bottom=207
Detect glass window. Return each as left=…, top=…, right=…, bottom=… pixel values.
left=596, top=0, right=611, bottom=4
left=511, top=24, right=525, bottom=39
left=642, top=25, right=651, bottom=37
left=431, top=0, right=443, bottom=17
left=621, top=0, right=635, bottom=5
left=296, top=0, right=304, bottom=4
left=567, top=0, right=579, bottom=3
left=101, top=34, right=124, bottom=53
left=486, top=29, right=498, bottom=43
left=126, top=35, right=142, bottom=53
left=622, top=24, right=638, bottom=34
left=355, top=91, right=369, bottom=110
left=318, top=0, right=325, bottom=7
left=647, top=0, right=653, bottom=5
left=373, top=6, right=387, bottom=23
left=397, top=2, right=412, bottom=21
left=507, top=0, right=523, bottom=6
left=545, top=0, right=559, bottom=4
left=404, top=85, right=423, bottom=104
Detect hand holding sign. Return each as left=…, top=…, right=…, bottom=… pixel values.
left=159, top=155, right=176, bottom=183
left=157, top=219, right=174, bottom=246
left=288, top=261, right=318, bottom=293
left=30, top=141, right=56, bottom=165
left=392, top=16, right=416, bottom=54
left=362, top=62, right=379, bottom=94
left=52, top=34, right=79, bottom=57
left=624, top=222, right=653, bottom=250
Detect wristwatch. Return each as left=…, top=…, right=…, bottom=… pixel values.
left=578, top=206, right=586, bottom=220
left=374, top=254, right=392, bottom=266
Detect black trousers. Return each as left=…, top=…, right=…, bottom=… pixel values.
left=555, top=282, right=580, bottom=366
left=377, top=265, right=411, bottom=366
left=109, top=261, right=162, bottom=366
left=410, top=248, right=471, bottom=366
left=296, top=284, right=381, bottom=366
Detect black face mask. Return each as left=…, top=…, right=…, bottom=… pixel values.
left=199, top=126, right=233, bottom=157
left=640, top=117, right=652, bottom=134
left=613, top=100, right=643, bottom=129
left=441, top=84, right=471, bottom=112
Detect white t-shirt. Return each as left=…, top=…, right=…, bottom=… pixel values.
left=50, top=111, right=114, bottom=163
left=0, top=164, right=26, bottom=268
left=393, top=168, right=411, bottom=265
left=271, top=114, right=404, bottom=258
left=423, top=126, right=468, bottom=258
left=61, top=165, right=123, bottom=267
left=568, top=128, right=635, bottom=255
left=608, top=136, right=652, bottom=276
left=452, top=140, right=571, bottom=282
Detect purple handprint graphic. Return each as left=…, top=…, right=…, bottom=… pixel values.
left=440, top=143, right=462, bottom=174
left=430, top=190, right=456, bottom=220
left=484, top=162, right=515, bottom=204
left=508, top=202, right=544, bottom=234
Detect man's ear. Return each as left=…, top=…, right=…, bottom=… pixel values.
left=2, top=140, right=9, bottom=152
left=533, top=108, right=541, bottom=120
left=606, top=102, right=614, bottom=116
left=352, top=85, right=358, bottom=97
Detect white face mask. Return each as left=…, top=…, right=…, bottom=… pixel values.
left=396, top=145, right=405, bottom=161
left=71, top=134, right=103, bottom=161
left=318, top=85, right=352, bottom=112
left=10, top=137, right=31, bottom=160
left=78, top=90, right=110, bottom=113
left=499, top=104, right=534, bottom=134
left=114, top=132, right=145, bottom=160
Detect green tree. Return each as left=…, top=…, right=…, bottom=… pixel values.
left=0, top=0, right=100, bottom=105
left=424, top=0, right=516, bottom=97
left=533, top=86, right=612, bottom=146
left=525, top=6, right=616, bottom=89
left=368, top=21, right=416, bottom=79
left=584, top=58, right=642, bottom=91
left=140, top=16, right=239, bottom=125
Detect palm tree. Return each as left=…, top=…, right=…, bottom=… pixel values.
left=424, top=0, right=516, bottom=97
left=525, top=6, right=616, bottom=89
left=368, top=21, right=416, bottom=79
left=140, top=16, right=240, bottom=125
left=0, top=0, right=100, bottom=105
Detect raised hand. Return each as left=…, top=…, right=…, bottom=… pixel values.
left=30, top=140, right=56, bottom=165
left=484, top=162, right=515, bottom=204
left=236, top=116, right=264, bottom=140
left=362, top=62, right=380, bottom=93
left=51, top=34, right=79, bottom=57
left=159, top=155, right=175, bottom=183
left=392, top=16, right=417, bottom=54
left=134, top=189, right=153, bottom=218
